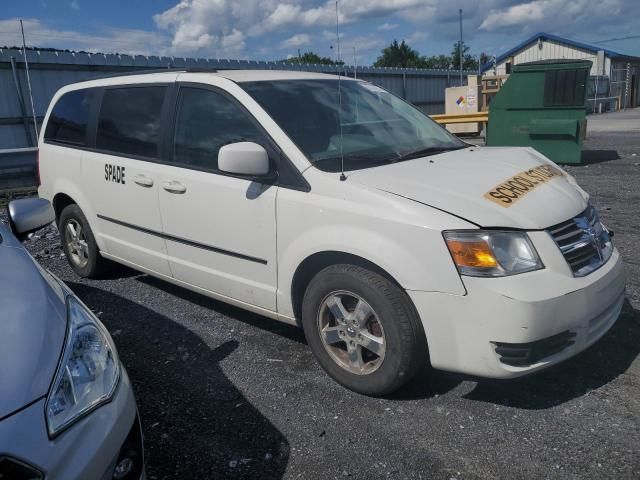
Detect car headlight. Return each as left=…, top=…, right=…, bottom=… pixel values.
left=443, top=230, right=544, bottom=277
left=46, top=295, right=120, bottom=437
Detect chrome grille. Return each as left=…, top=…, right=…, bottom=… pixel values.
left=547, top=205, right=613, bottom=277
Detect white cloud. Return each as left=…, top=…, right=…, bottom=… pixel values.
left=0, top=18, right=168, bottom=56
left=220, top=29, right=246, bottom=55
left=479, top=0, right=624, bottom=32
left=340, top=34, right=386, bottom=61
left=154, top=0, right=427, bottom=49
left=69, top=0, right=80, bottom=10
left=377, top=23, right=399, bottom=31
left=480, top=1, right=545, bottom=30
left=322, top=29, right=344, bottom=41
left=407, top=31, right=427, bottom=43
left=280, top=33, right=311, bottom=49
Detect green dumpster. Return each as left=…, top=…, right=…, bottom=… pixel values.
left=486, top=59, right=591, bottom=164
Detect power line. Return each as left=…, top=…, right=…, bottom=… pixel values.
left=591, top=34, right=640, bottom=44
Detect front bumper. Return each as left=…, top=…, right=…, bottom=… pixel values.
left=409, top=237, right=626, bottom=379
left=0, top=366, right=145, bottom=480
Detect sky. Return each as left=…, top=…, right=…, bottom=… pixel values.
left=0, top=0, right=638, bottom=65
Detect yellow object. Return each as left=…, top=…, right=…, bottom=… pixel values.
left=430, top=112, right=489, bottom=125
left=445, top=238, right=498, bottom=269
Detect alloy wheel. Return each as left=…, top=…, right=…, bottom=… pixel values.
left=317, top=290, right=386, bottom=375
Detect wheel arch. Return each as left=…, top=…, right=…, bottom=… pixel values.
left=52, top=192, right=77, bottom=223
left=49, top=184, right=105, bottom=251
left=290, top=250, right=407, bottom=324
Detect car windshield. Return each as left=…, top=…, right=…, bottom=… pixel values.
left=241, top=79, right=466, bottom=172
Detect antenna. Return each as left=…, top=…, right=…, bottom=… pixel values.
left=458, top=8, right=463, bottom=84
left=20, top=19, right=39, bottom=142
left=335, top=1, right=346, bottom=181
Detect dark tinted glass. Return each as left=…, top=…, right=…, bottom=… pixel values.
left=96, top=87, right=166, bottom=158
left=173, top=87, right=266, bottom=171
left=44, top=89, right=91, bottom=145
left=544, top=69, right=587, bottom=107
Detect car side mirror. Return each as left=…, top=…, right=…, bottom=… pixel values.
left=218, top=142, right=271, bottom=178
left=7, top=198, right=55, bottom=241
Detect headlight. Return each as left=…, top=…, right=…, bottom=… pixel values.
left=443, top=230, right=544, bottom=277
left=46, top=295, right=120, bottom=436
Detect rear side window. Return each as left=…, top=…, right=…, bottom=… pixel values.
left=172, top=87, right=266, bottom=171
left=96, top=86, right=166, bottom=158
left=44, top=89, right=91, bottom=146
left=544, top=69, right=587, bottom=107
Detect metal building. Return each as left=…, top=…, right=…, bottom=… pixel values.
left=482, top=32, right=640, bottom=111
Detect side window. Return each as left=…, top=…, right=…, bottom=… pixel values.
left=44, top=89, right=92, bottom=146
left=96, top=86, right=166, bottom=158
left=173, top=87, right=267, bottom=171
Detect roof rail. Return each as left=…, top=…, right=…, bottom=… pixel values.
left=93, top=68, right=186, bottom=79
left=93, top=67, right=223, bottom=79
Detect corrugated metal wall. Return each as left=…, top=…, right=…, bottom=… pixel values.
left=1, top=47, right=468, bottom=150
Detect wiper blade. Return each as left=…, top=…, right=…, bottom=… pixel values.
left=312, top=153, right=389, bottom=165
left=394, top=145, right=467, bottom=163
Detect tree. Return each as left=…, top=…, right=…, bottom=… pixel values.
left=450, top=41, right=480, bottom=71
left=282, top=51, right=343, bottom=65
left=451, top=42, right=489, bottom=71
left=421, top=54, right=451, bottom=70
left=374, top=39, right=488, bottom=72
left=479, top=52, right=490, bottom=69
left=373, top=40, right=424, bottom=68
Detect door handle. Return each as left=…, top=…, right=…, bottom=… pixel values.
left=132, top=174, right=154, bottom=187
left=161, top=180, right=187, bottom=194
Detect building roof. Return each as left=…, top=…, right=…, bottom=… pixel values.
left=481, top=32, right=640, bottom=72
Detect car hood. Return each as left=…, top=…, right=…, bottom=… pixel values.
left=348, top=146, right=588, bottom=229
left=0, top=226, right=67, bottom=420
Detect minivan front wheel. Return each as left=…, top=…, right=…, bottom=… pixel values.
left=302, top=264, right=428, bottom=396
left=59, top=204, right=112, bottom=278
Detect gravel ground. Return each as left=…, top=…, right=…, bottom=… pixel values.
left=7, top=109, right=640, bottom=479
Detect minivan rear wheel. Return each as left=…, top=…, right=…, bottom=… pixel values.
left=59, top=204, right=112, bottom=278
left=301, top=264, right=428, bottom=396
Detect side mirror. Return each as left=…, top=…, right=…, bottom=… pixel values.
left=218, top=142, right=270, bottom=178
left=7, top=198, right=55, bottom=241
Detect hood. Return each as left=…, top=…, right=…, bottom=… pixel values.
left=348, top=146, right=588, bottom=229
left=0, top=224, right=67, bottom=420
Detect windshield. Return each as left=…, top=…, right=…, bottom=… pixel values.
left=241, top=79, right=466, bottom=172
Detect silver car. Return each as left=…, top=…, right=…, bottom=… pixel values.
left=0, top=198, right=145, bottom=480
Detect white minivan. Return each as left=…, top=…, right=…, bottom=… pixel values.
left=38, top=70, right=625, bottom=395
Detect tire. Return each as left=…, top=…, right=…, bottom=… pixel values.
left=58, top=204, right=112, bottom=278
left=302, top=264, right=428, bottom=396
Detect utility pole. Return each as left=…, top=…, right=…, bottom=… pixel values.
left=458, top=8, right=463, bottom=85
left=353, top=46, right=357, bottom=78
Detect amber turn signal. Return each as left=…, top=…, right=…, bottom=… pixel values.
left=445, top=238, right=498, bottom=269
